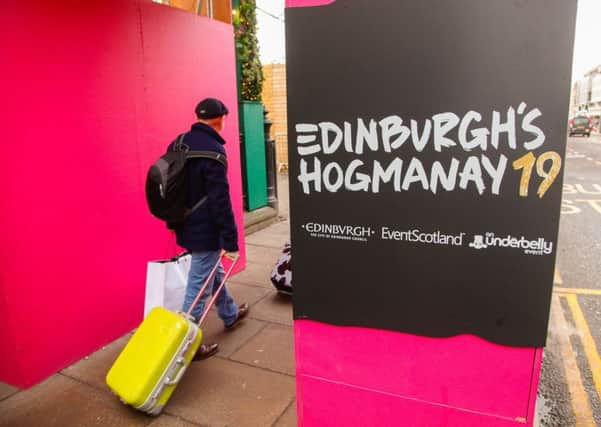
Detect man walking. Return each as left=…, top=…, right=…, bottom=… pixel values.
left=173, top=97, right=249, bottom=360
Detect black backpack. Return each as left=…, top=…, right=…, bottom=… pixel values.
left=145, top=133, right=227, bottom=228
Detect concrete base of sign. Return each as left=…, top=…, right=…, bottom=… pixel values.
left=294, top=320, right=541, bottom=426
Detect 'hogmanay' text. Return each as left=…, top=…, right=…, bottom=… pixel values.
left=294, top=103, right=561, bottom=199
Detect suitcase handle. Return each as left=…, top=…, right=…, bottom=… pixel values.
left=165, top=357, right=187, bottom=385
left=185, top=257, right=221, bottom=318
left=197, top=253, right=238, bottom=326
left=185, top=251, right=239, bottom=326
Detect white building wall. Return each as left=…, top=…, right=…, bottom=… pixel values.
left=591, top=74, right=601, bottom=103
left=579, top=78, right=590, bottom=104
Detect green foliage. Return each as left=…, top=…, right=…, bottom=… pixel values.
left=234, top=0, right=264, bottom=101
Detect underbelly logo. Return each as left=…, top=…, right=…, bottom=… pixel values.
left=469, top=235, right=488, bottom=250
left=469, top=232, right=553, bottom=255
left=302, top=222, right=375, bottom=242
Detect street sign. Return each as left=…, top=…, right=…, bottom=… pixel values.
left=287, top=0, right=577, bottom=348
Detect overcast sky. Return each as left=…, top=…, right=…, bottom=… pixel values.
left=256, top=0, right=286, bottom=64
left=256, top=0, right=601, bottom=82
left=572, top=0, right=601, bottom=81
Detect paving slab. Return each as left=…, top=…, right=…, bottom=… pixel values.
left=245, top=244, right=284, bottom=266
left=273, top=221, right=291, bottom=235
left=225, top=282, right=271, bottom=308
left=201, top=310, right=268, bottom=358
left=228, top=261, right=275, bottom=289
left=251, top=291, right=293, bottom=326
left=245, top=222, right=290, bottom=248
left=61, top=334, right=132, bottom=392
left=165, top=357, right=296, bottom=427
left=0, top=374, right=150, bottom=427
left=230, top=323, right=295, bottom=376
left=258, top=226, right=290, bottom=243
left=0, top=382, right=19, bottom=402
left=276, top=175, right=290, bottom=218
left=274, top=400, right=297, bottom=427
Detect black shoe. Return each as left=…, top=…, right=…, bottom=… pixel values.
left=193, top=343, right=219, bottom=361
left=225, top=303, right=250, bottom=331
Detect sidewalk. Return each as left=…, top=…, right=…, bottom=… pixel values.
left=0, top=175, right=294, bottom=427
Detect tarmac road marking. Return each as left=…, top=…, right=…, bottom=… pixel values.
left=551, top=295, right=594, bottom=425
left=565, top=294, right=601, bottom=399
left=554, top=287, right=601, bottom=296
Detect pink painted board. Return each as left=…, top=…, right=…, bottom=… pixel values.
left=527, top=349, right=544, bottom=424
left=137, top=0, right=246, bottom=264
left=298, top=375, right=530, bottom=427
left=295, top=320, right=541, bottom=426
left=0, top=0, right=244, bottom=388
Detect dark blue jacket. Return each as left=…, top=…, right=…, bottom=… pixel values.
left=169, top=122, right=239, bottom=252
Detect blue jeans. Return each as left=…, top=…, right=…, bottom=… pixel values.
left=182, top=250, right=238, bottom=326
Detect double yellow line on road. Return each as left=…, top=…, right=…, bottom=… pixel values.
left=555, top=287, right=601, bottom=296
left=552, top=268, right=601, bottom=425
left=550, top=295, right=592, bottom=425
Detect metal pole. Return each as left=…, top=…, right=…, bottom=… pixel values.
left=264, top=107, right=278, bottom=210
left=207, top=0, right=213, bottom=18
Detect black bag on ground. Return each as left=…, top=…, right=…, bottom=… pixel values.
left=270, top=242, right=292, bottom=295
left=145, top=133, right=227, bottom=228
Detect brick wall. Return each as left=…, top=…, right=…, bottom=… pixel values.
left=262, top=64, right=288, bottom=169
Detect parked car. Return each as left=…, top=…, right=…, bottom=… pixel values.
left=569, top=115, right=593, bottom=137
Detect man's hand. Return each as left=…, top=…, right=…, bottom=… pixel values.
left=223, top=250, right=239, bottom=261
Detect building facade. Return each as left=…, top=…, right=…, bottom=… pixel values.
left=573, top=64, right=601, bottom=129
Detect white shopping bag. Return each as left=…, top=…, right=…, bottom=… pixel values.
left=144, top=252, right=191, bottom=317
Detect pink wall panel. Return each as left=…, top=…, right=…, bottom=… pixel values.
left=299, top=375, right=528, bottom=427
left=0, top=0, right=244, bottom=388
left=0, top=290, right=17, bottom=385
left=137, top=2, right=246, bottom=263
left=295, top=320, right=541, bottom=426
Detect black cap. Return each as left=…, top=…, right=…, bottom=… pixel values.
left=195, top=98, right=229, bottom=119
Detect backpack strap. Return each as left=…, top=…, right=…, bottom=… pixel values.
left=172, top=132, right=227, bottom=169
left=173, top=133, right=188, bottom=151
left=171, top=132, right=228, bottom=219
left=173, top=133, right=228, bottom=169
left=187, top=195, right=209, bottom=216
left=183, top=151, right=228, bottom=218
left=186, top=151, right=228, bottom=169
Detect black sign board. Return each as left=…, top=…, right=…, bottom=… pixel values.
left=286, top=0, right=577, bottom=347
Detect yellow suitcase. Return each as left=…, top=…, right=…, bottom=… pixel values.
left=106, top=307, right=201, bottom=415
left=106, top=254, right=237, bottom=415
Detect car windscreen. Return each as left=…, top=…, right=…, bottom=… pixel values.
left=574, top=117, right=589, bottom=126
